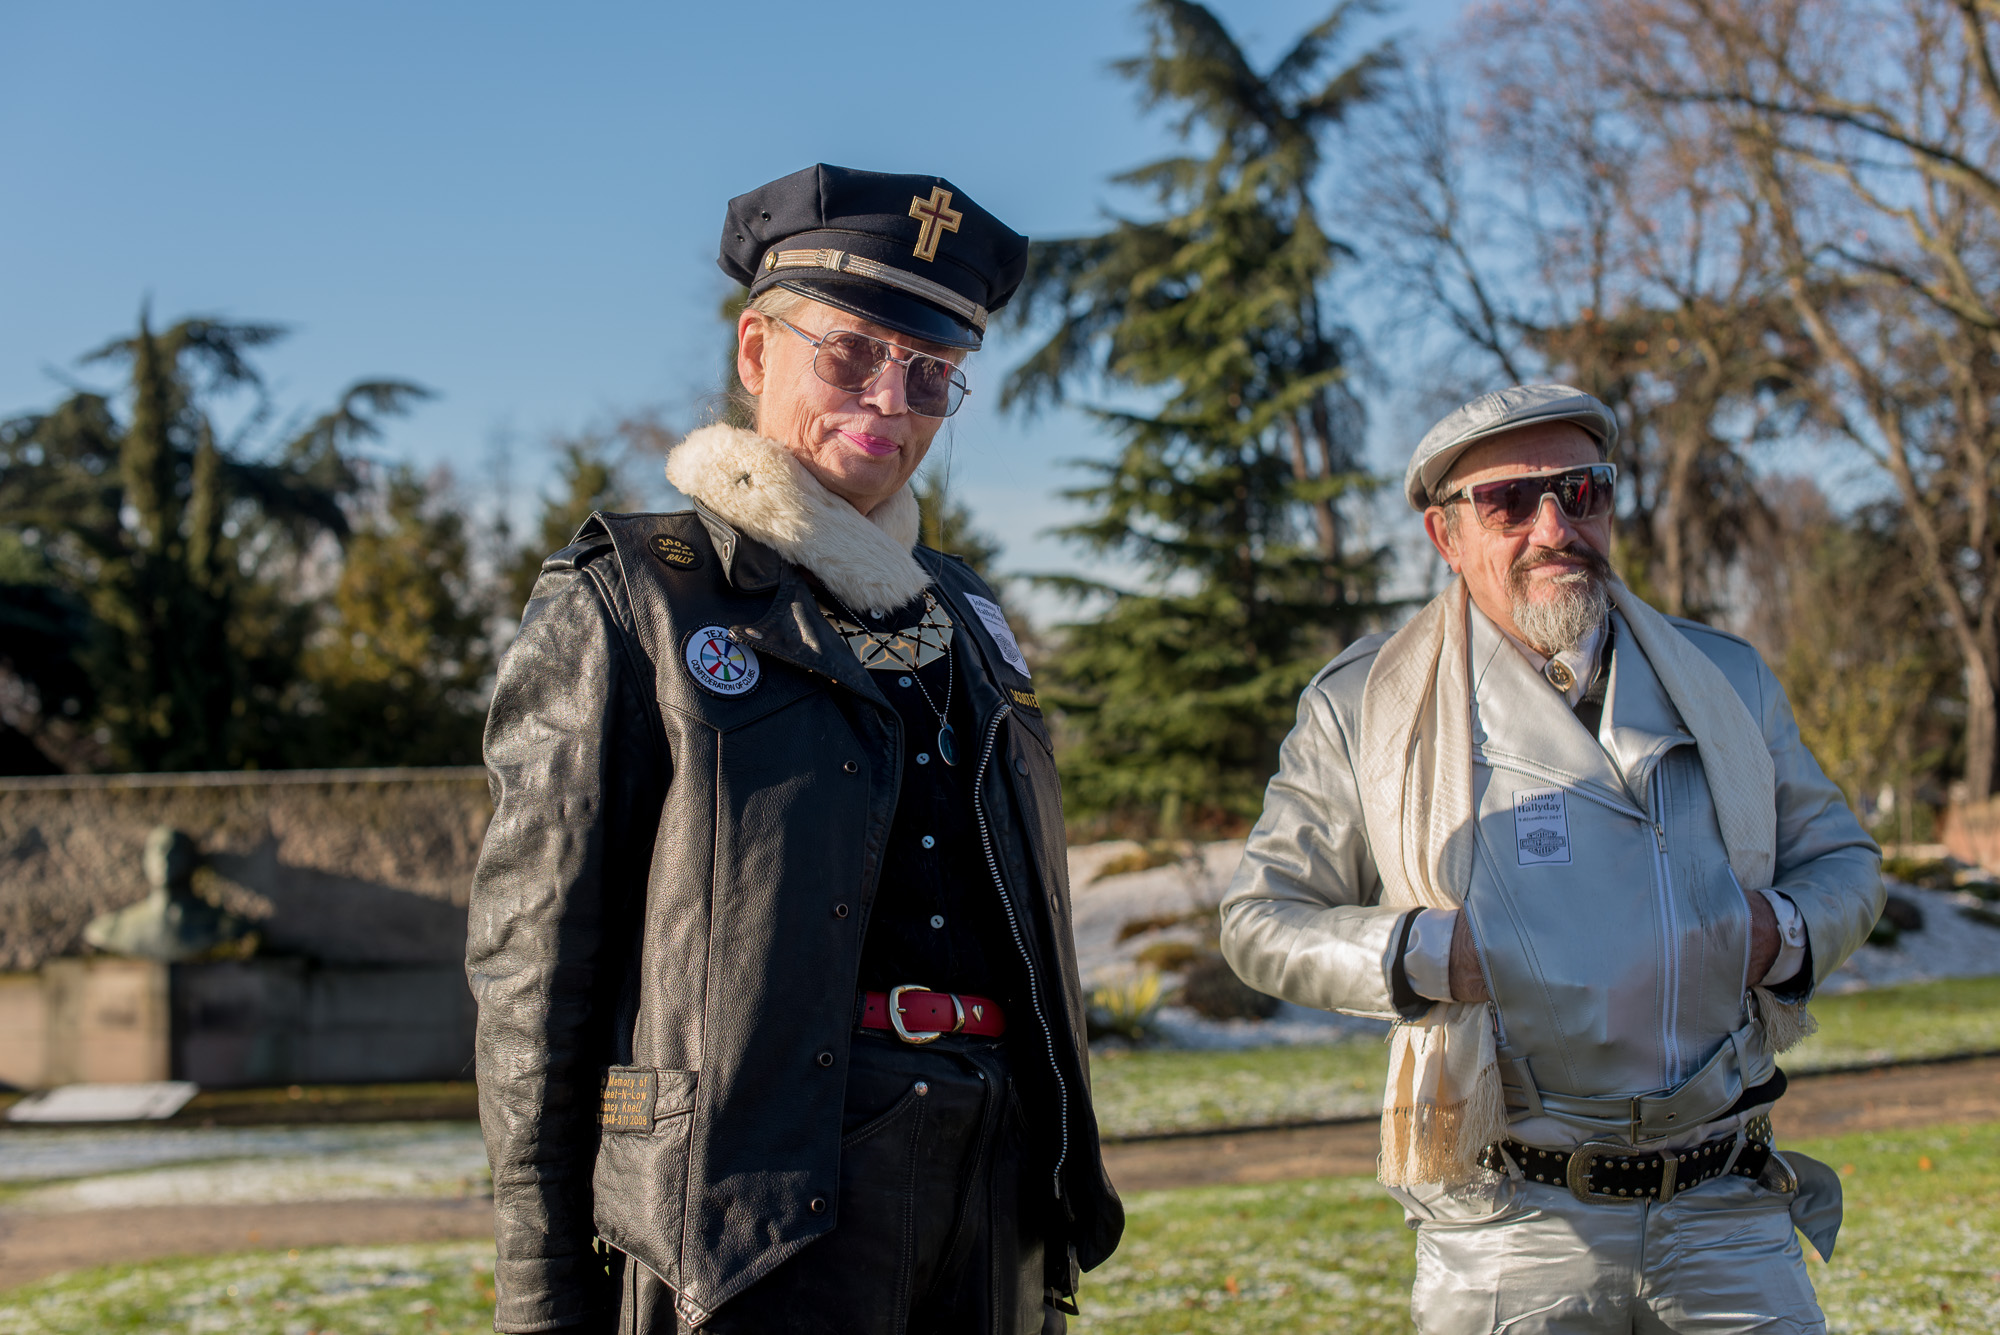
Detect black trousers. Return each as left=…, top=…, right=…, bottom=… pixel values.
left=615, top=1032, right=1065, bottom=1335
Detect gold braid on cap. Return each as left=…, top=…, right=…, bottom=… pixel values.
left=762, top=248, right=987, bottom=334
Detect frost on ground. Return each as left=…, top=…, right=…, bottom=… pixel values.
left=1824, top=878, right=2000, bottom=992
left=0, top=1121, right=489, bottom=1210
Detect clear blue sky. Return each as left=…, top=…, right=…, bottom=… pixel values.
left=1, top=1, right=1466, bottom=610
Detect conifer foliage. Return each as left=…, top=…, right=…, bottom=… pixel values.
left=1002, top=1, right=1390, bottom=832
left=0, top=311, right=430, bottom=770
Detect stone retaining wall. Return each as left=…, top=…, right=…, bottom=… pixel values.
left=0, top=768, right=492, bottom=971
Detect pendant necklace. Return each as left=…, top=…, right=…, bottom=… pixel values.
left=822, top=591, right=958, bottom=766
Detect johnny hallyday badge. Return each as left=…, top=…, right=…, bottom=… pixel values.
left=684, top=626, right=761, bottom=697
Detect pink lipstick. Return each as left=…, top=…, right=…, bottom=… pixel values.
left=838, top=429, right=899, bottom=457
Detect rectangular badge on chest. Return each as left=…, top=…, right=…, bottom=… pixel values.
left=1513, top=787, right=1573, bottom=866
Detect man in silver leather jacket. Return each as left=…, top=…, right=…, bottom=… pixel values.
left=1221, top=385, right=1883, bottom=1334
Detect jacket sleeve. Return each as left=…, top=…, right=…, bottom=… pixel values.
left=1754, top=654, right=1884, bottom=999
left=1220, top=670, right=1421, bottom=1020
left=467, top=564, right=665, bottom=1333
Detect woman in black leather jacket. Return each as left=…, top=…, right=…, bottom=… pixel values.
left=466, top=164, right=1122, bottom=1335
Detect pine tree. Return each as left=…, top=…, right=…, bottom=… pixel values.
left=1000, top=0, right=1391, bottom=833
left=0, top=311, right=427, bottom=770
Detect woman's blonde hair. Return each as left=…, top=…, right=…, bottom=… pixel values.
left=727, top=286, right=815, bottom=429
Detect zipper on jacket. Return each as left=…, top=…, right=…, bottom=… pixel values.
left=972, top=702, right=1069, bottom=1200
left=1649, top=767, right=1682, bottom=1087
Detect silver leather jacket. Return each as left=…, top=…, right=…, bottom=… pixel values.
left=1221, top=606, right=1883, bottom=1147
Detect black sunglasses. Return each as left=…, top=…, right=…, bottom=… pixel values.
left=1440, top=463, right=1618, bottom=532
left=773, top=317, right=969, bottom=419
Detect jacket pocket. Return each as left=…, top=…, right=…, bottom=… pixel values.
left=593, top=1067, right=698, bottom=1290
left=598, top=1065, right=698, bottom=1134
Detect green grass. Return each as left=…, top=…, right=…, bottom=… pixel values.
left=1089, top=975, right=2000, bottom=1139
left=4, top=1122, right=1992, bottom=1333
left=1091, top=1042, right=1387, bottom=1138
left=1066, top=1121, right=2000, bottom=1334
left=1790, top=975, right=2000, bottom=1069
left=0, top=1242, right=500, bottom=1334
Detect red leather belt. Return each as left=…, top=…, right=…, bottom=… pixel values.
left=860, top=986, right=1007, bottom=1044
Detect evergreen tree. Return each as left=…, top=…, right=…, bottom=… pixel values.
left=1000, top=0, right=1391, bottom=833
left=0, top=311, right=427, bottom=770
left=915, top=471, right=1002, bottom=586
left=300, top=466, right=491, bottom=766
left=505, top=433, right=637, bottom=612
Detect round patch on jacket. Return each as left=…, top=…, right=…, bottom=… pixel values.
left=683, top=625, right=761, bottom=696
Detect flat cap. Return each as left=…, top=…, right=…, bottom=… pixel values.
left=719, top=163, right=1028, bottom=350
left=1404, top=384, right=1618, bottom=510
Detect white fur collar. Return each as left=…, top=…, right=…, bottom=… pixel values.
left=665, top=423, right=930, bottom=614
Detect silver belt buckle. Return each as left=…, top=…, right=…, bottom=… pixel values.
left=1566, top=1141, right=1677, bottom=1204
left=888, top=984, right=964, bottom=1045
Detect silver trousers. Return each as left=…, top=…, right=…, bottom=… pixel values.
left=1395, top=1169, right=1825, bottom=1334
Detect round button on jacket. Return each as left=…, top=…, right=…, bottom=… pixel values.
left=842, top=760, right=858, bottom=773
left=833, top=903, right=850, bottom=918
left=809, top=1197, right=827, bottom=1214
left=816, top=1051, right=834, bottom=1067
left=1014, top=757, right=1029, bottom=775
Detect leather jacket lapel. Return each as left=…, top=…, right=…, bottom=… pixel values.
left=1468, top=604, right=1637, bottom=814
left=1600, top=611, right=1695, bottom=805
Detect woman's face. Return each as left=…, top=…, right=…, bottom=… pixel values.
left=736, top=297, right=964, bottom=515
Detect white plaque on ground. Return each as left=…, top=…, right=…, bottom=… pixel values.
left=7, top=1081, right=199, bottom=1123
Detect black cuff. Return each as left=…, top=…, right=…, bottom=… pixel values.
left=1389, top=909, right=1425, bottom=1014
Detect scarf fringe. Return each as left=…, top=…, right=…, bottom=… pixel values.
left=1752, top=986, right=1818, bottom=1052
left=1378, top=1058, right=1508, bottom=1187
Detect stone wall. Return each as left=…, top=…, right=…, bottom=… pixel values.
left=0, top=768, right=492, bottom=971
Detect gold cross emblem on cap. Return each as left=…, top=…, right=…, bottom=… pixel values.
left=908, top=187, right=962, bottom=262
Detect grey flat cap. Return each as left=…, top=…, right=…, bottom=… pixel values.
left=1404, top=384, right=1618, bottom=510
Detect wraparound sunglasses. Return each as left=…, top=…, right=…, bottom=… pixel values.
left=1440, top=463, right=1618, bottom=533
left=773, top=317, right=970, bottom=419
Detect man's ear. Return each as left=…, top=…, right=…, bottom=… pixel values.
left=1422, top=506, right=1461, bottom=571
left=736, top=310, right=768, bottom=397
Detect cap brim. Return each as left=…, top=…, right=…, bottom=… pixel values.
left=773, top=278, right=980, bottom=351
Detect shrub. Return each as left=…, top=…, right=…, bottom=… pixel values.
left=1179, top=951, right=1281, bottom=1021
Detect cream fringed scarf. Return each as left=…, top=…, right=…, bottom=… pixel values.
left=1358, top=578, right=1804, bottom=1187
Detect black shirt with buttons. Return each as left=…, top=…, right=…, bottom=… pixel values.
left=816, top=586, right=1018, bottom=1003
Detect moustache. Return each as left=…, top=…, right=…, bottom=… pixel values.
left=1509, top=544, right=1610, bottom=583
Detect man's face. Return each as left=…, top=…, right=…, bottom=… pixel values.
left=1421, top=422, right=1613, bottom=654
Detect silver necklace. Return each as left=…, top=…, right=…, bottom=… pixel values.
left=824, top=591, right=958, bottom=766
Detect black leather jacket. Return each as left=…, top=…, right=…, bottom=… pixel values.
left=466, top=507, right=1123, bottom=1331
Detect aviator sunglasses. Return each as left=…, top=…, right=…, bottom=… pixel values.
left=1440, top=462, right=1618, bottom=533
left=772, top=317, right=970, bottom=419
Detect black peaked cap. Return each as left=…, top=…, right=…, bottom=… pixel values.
left=719, top=164, right=1027, bottom=350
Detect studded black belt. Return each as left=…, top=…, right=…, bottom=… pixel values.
left=1476, top=1113, right=1776, bottom=1204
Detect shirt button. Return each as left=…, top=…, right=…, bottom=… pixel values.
left=916, top=753, right=930, bottom=765
left=921, top=835, right=935, bottom=849
left=833, top=903, right=850, bottom=918
left=930, top=914, right=945, bottom=929
left=899, top=676, right=912, bottom=687
left=817, top=1051, right=834, bottom=1067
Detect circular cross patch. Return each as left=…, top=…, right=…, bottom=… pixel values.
left=683, top=626, right=761, bottom=697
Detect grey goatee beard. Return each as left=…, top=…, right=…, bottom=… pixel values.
left=1507, top=544, right=1611, bottom=655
